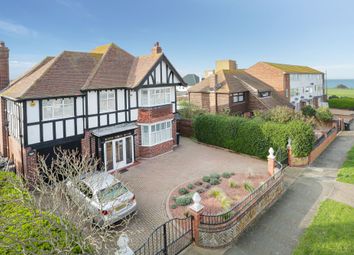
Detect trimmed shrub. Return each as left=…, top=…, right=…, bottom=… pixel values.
left=210, top=173, right=221, bottom=179
left=329, top=97, right=354, bottom=110
left=316, top=107, right=333, bottom=122
left=222, top=172, right=231, bottom=178
left=175, top=194, right=193, bottom=206
left=202, top=176, right=210, bottom=183
left=171, top=196, right=177, bottom=202
left=244, top=181, right=255, bottom=193
left=178, top=188, right=189, bottom=195
left=209, top=177, right=220, bottom=185
left=187, top=184, right=194, bottom=190
left=193, top=114, right=315, bottom=158
left=302, top=105, right=316, bottom=117
left=171, top=204, right=177, bottom=209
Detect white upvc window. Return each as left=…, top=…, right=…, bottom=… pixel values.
left=99, top=90, right=115, bottom=112
left=139, top=87, right=171, bottom=107
left=42, top=98, right=74, bottom=120
left=141, top=120, right=172, bottom=146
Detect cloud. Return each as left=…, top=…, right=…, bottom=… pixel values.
left=0, top=20, right=37, bottom=37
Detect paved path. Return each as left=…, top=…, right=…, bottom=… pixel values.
left=113, top=137, right=267, bottom=252
left=184, top=131, right=354, bottom=255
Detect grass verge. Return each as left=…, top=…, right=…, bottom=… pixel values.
left=292, top=199, right=354, bottom=255
left=337, top=145, right=354, bottom=184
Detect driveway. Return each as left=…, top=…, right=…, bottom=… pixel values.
left=115, top=137, right=267, bottom=251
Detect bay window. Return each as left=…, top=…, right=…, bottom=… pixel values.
left=42, top=98, right=74, bottom=120
left=141, top=120, right=172, bottom=146
left=139, top=87, right=171, bottom=107
left=99, top=90, right=115, bottom=112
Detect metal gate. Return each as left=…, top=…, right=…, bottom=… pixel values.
left=135, top=216, right=193, bottom=255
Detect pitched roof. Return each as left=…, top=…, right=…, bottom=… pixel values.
left=2, top=51, right=102, bottom=100
left=1, top=43, right=172, bottom=100
left=188, top=70, right=272, bottom=94
left=263, top=62, right=323, bottom=74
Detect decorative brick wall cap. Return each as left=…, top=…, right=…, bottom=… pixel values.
left=189, top=193, right=204, bottom=212
left=267, top=147, right=275, bottom=160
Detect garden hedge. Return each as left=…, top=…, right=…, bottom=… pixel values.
left=0, top=172, right=88, bottom=254
left=193, top=114, right=315, bottom=158
left=328, top=97, right=354, bottom=110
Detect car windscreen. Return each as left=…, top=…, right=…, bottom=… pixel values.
left=97, top=182, right=128, bottom=204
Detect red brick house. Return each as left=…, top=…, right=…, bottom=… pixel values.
left=0, top=42, right=186, bottom=180
left=188, top=60, right=292, bottom=115
left=246, top=62, right=326, bottom=111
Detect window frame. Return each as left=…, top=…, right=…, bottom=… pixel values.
left=139, top=87, right=172, bottom=107
left=42, top=98, right=74, bottom=121
left=232, top=92, right=245, bottom=103
left=99, top=90, right=116, bottom=113
left=141, top=119, right=173, bottom=147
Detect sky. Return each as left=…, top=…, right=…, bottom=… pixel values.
left=1, top=0, right=354, bottom=80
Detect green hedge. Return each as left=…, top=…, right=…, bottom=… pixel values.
left=193, top=114, right=315, bottom=158
left=0, top=172, right=88, bottom=254
left=328, top=97, right=354, bottom=110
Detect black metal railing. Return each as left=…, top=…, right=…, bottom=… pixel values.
left=200, top=168, right=284, bottom=228
left=135, top=216, right=193, bottom=255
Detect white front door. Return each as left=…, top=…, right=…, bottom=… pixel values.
left=104, top=136, right=134, bottom=171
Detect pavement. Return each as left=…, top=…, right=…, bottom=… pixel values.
left=184, top=131, right=354, bottom=255
left=114, top=137, right=267, bottom=251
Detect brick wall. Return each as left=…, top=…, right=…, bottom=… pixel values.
left=81, top=131, right=96, bottom=157
left=137, top=104, right=176, bottom=158
left=0, top=42, right=9, bottom=90
left=216, top=93, right=229, bottom=113
left=246, top=62, right=286, bottom=97
left=8, top=136, right=22, bottom=173
left=139, top=139, right=174, bottom=158
left=189, top=92, right=210, bottom=112
left=23, top=147, right=38, bottom=185
left=177, top=119, right=193, bottom=137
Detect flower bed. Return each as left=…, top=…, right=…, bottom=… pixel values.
left=168, top=172, right=269, bottom=218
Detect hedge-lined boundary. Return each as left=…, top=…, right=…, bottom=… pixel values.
left=0, top=172, right=87, bottom=254
left=193, top=114, right=315, bottom=158
left=328, top=97, right=354, bottom=110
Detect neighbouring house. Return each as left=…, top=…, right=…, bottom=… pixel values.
left=188, top=60, right=292, bottom=115
left=0, top=41, right=186, bottom=181
left=246, top=62, right=327, bottom=111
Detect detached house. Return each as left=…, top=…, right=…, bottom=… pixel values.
left=188, top=60, right=292, bottom=115
left=0, top=42, right=186, bottom=180
left=246, top=62, right=326, bottom=110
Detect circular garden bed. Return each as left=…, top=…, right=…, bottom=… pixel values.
left=168, top=172, right=269, bottom=218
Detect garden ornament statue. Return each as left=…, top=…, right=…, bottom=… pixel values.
left=116, top=233, right=133, bottom=255
left=189, top=192, right=204, bottom=212
left=287, top=138, right=292, bottom=149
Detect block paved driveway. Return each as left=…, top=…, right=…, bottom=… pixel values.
left=113, top=137, right=267, bottom=251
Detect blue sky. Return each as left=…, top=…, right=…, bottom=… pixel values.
left=1, top=0, right=354, bottom=79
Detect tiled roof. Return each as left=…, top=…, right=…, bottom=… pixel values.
left=263, top=62, right=322, bottom=74
left=1, top=43, right=167, bottom=100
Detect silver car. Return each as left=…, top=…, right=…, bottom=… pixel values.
left=66, top=172, right=137, bottom=227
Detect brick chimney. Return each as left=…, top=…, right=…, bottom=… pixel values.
left=0, top=41, right=9, bottom=90
left=151, top=42, right=162, bottom=55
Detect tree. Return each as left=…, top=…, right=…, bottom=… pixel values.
left=0, top=148, right=133, bottom=254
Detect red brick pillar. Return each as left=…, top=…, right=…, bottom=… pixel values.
left=23, top=147, right=38, bottom=186
left=81, top=131, right=95, bottom=156
left=267, top=147, right=276, bottom=176
left=188, top=193, right=204, bottom=246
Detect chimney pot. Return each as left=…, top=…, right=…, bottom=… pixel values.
left=152, top=42, right=162, bottom=55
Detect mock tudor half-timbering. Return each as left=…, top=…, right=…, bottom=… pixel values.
left=0, top=42, right=186, bottom=179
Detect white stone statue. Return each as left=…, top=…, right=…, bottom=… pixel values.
left=189, top=192, right=204, bottom=212
left=115, top=233, right=134, bottom=255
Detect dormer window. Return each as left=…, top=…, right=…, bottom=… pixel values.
left=259, top=91, right=271, bottom=98
left=232, top=92, right=245, bottom=103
